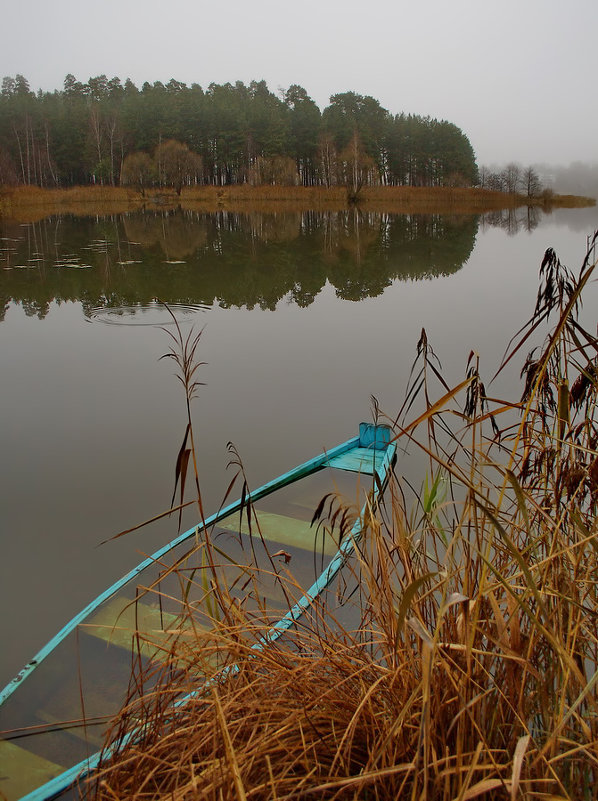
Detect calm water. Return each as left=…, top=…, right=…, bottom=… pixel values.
left=1, top=203, right=596, bottom=686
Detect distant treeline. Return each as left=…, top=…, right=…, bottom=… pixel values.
left=0, top=74, right=478, bottom=192
left=537, top=161, right=598, bottom=200
left=478, top=163, right=546, bottom=198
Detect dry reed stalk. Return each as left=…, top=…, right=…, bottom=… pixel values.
left=89, top=233, right=598, bottom=800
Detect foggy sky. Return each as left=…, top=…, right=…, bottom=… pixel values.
left=3, top=0, right=597, bottom=167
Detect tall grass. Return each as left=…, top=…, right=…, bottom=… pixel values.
left=90, top=234, right=598, bottom=800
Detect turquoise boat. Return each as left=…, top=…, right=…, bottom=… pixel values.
left=0, top=423, right=395, bottom=801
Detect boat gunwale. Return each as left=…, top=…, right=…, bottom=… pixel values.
left=0, top=433, right=361, bottom=710
left=1, top=424, right=396, bottom=801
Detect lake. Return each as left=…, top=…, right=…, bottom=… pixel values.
left=1, top=202, right=596, bottom=688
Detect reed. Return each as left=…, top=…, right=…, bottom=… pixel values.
left=89, top=235, right=598, bottom=800
left=1, top=184, right=594, bottom=222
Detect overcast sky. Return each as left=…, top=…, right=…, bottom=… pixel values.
left=3, top=0, right=597, bottom=167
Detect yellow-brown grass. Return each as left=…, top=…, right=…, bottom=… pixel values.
left=88, top=236, right=598, bottom=800
left=1, top=184, right=594, bottom=223
left=0, top=184, right=145, bottom=221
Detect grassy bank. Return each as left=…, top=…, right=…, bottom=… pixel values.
left=0, top=184, right=594, bottom=222
left=88, top=235, right=598, bottom=800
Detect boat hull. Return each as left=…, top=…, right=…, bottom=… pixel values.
left=0, top=423, right=395, bottom=801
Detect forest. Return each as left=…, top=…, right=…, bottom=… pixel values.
left=0, top=74, right=479, bottom=192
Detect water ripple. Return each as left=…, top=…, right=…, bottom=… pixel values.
left=85, top=302, right=209, bottom=326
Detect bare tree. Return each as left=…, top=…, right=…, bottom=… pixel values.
left=522, top=166, right=542, bottom=197
left=339, top=132, right=375, bottom=201
left=501, top=162, right=521, bottom=194
left=317, top=132, right=337, bottom=188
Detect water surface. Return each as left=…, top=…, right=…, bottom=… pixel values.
left=1, top=203, right=596, bottom=687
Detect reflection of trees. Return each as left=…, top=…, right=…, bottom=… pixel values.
left=480, top=206, right=541, bottom=235
left=322, top=211, right=477, bottom=299
left=123, top=210, right=207, bottom=259
left=0, top=295, right=10, bottom=322
left=0, top=209, right=478, bottom=319
left=322, top=209, right=380, bottom=264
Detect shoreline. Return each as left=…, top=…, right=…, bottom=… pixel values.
left=0, top=184, right=594, bottom=223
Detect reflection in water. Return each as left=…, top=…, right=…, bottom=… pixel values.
left=0, top=209, right=480, bottom=321
left=479, top=205, right=542, bottom=235
left=86, top=302, right=209, bottom=326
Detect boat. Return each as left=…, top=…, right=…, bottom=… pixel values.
left=0, top=423, right=396, bottom=801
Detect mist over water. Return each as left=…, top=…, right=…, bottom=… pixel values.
left=541, top=162, right=598, bottom=203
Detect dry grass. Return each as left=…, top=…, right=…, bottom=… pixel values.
left=0, top=185, right=143, bottom=221
left=86, top=234, right=598, bottom=800
left=1, top=184, right=593, bottom=223
left=360, top=186, right=596, bottom=213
